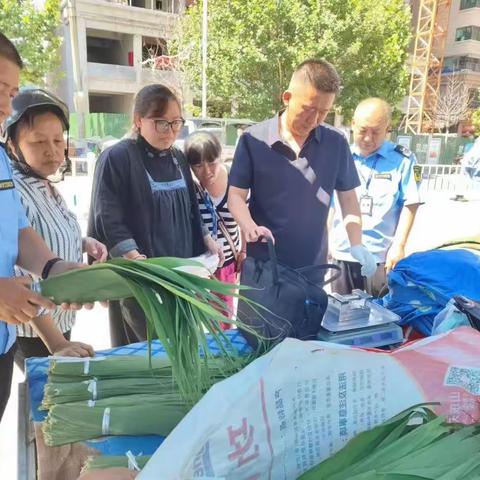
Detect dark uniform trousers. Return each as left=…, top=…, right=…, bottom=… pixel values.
left=0, top=345, right=15, bottom=421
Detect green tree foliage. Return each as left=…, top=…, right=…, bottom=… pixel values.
left=471, top=106, right=480, bottom=137
left=174, top=0, right=411, bottom=120
left=0, top=0, right=62, bottom=86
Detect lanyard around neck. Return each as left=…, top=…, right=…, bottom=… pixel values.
left=362, top=155, right=379, bottom=194
left=196, top=183, right=218, bottom=240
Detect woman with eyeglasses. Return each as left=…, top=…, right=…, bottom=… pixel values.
left=88, top=84, right=224, bottom=345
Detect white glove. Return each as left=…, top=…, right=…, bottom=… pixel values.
left=350, top=244, right=377, bottom=278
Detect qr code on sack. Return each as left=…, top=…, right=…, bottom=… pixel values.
left=444, top=366, right=480, bottom=395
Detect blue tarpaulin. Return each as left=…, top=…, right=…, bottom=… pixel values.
left=379, top=249, right=480, bottom=335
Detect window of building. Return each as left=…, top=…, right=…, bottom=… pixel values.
left=89, top=93, right=134, bottom=114
left=460, top=0, right=480, bottom=9
left=443, top=56, right=480, bottom=72
left=455, top=26, right=480, bottom=41
left=464, top=57, right=480, bottom=71
left=86, top=31, right=134, bottom=66
left=87, top=37, right=123, bottom=65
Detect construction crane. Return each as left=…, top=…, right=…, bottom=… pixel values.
left=403, top=0, right=452, bottom=134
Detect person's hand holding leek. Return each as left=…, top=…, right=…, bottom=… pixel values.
left=8, top=227, right=106, bottom=320
left=122, top=249, right=147, bottom=260
left=31, top=260, right=101, bottom=359
left=47, top=240, right=108, bottom=310
left=121, top=236, right=226, bottom=269
left=0, top=277, right=55, bottom=325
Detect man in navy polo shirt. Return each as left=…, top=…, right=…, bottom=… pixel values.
left=228, top=59, right=376, bottom=275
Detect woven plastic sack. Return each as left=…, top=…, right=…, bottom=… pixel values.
left=139, top=327, right=480, bottom=480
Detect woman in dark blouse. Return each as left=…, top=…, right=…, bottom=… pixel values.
left=88, top=84, right=223, bottom=345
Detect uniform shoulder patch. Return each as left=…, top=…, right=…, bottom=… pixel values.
left=0, top=179, right=14, bottom=191
left=394, top=144, right=412, bottom=158
left=413, top=164, right=422, bottom=183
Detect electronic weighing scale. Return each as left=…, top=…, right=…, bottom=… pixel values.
left=318, top=289, right=403, bottom=348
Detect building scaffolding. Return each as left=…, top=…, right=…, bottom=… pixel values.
left=403, top=0, right=452, bottom=134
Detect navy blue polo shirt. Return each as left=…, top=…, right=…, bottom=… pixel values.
left=229, top=113, right=360, bottom=268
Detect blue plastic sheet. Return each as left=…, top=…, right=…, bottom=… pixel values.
left=379, top=249, right=480, bottom=335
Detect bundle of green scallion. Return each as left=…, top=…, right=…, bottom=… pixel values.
left=299, top=404, right=480, bottom=479
left=42, top=377, right=173, bottom=409
left=41, top=355, right=245, bottom=445
left=40, top=257, right=261, bottom=403
left=43, top=393, right=187, bottom=446
left=42, top=355, right=243, bottom=408
left=81, top=454, right=150, bottom=473
left=47, top=355, right=173, bottom=382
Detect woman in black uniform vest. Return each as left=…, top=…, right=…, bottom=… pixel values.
left=88, top=84, right=223, bottom=345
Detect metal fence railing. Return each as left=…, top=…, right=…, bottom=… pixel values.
left=418, top=164, right=480, bottom=199
left=65, top=156, right=479, bottom=204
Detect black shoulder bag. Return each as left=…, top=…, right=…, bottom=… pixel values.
left=238, top=237, right=340, bottom=350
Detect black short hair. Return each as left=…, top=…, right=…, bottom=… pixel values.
left=0, top=32, right=23, bottom=68
left=184, top=131, right=222, bottom=166
left=293, top=59, right=341, bottom=94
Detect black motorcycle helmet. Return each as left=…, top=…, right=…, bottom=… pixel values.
left=5, top=87, right=71, bottom=181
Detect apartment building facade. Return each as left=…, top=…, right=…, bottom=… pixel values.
left=58, top=0, right=188, bottom=116
left=443, top=0, right=480, bottom=96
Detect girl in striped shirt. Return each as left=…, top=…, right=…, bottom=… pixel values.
left=185, top=132, right=246, bottom=327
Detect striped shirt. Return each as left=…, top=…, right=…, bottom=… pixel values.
left=13, top=167, right=83, bottom=336
left=195, top=184, right=241, bottom=265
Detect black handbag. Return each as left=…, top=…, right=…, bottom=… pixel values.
left=238, top=237, right=340, bottom=350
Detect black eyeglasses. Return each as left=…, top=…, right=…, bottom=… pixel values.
left=149, top=118, right=185, bottom=133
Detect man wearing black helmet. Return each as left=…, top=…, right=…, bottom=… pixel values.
left=0, top=33, right=89, bottom=421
